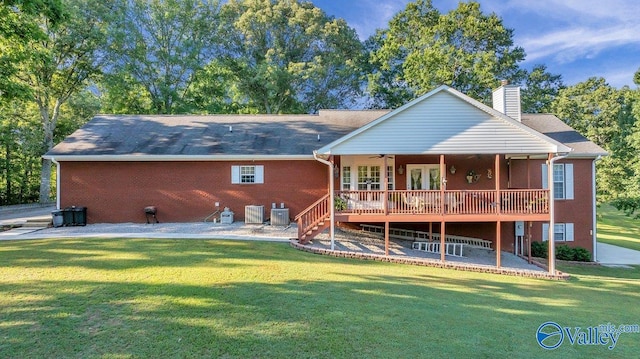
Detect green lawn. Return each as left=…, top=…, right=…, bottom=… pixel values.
left=1, top=238, right=639, bottom=358
left=598, top=204, right=640, bottom=252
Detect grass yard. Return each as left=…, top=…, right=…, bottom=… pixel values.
left=1, top=238, right=639, bottom=358
left=598, top=204, right=640, bottom=252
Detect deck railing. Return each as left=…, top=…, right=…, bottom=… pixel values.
left=335, top=189, right=548, bottom=216
left=294, top=193, right=331, bottom=241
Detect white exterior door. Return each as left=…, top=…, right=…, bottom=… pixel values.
left=407, top=165, right=440, bottom=190
left=357, top=165, right=381, bottom=191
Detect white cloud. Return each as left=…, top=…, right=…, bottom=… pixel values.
left=521, top=24, right=640, bottom=63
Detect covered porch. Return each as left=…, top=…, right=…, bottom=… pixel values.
left=298, top=85, right=573, bottom=275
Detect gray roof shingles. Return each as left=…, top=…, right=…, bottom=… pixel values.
left=46, top=110, right=390, bottom=157
left=46, top=111, right=606, bottom=158
left=521, top=114, right=608, bottom=157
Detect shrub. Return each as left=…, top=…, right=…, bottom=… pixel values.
left=555, top=245, right=574, bottom=261
left=531, top=241, right=548, bottom=258
left=572, top=247, right=592, bottom=262
left=531, top=241, right=592, bottom=262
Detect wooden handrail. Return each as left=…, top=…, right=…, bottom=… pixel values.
left=334, top=189, right=549, bottom=215
left=294, top=194, right=331, bottom=241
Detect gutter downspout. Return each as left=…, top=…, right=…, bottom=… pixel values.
left=313, top=151, right=335, bottom=250
left=547, top=152, right=570, bottom=274
left=592, top=155, right=603, bottom=262
left=51, top=157, right=61, bottom=210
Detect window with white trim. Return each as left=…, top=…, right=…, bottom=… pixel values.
left=342, top=166, right=351, bottom=190
left=386, top=165, right=394, bottom=190
left=542, top=223, right=574, bottom=242
left=542, top=163, right=574, bottom=199
left=231, top=165, right=264, bottom=184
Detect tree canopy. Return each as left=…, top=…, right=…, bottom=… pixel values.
left=216, top=0, right=365, bottom=114
left=367, top=0, right=525, bottom=108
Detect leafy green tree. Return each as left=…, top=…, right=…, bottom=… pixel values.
left=217, top=0, right=365, bottom=114
left=368, top=0, right=525, bottom=108
left=103, top=0, right=221, bottom=114
left=551, top=78, right=634, bottom=202
left=520, top=64, right=564, bottom=113
left=11, top=0, right=110, bottom=202
left=0, top=0, right=64, bottom=100
left=611, top=68, right=640, bottom=217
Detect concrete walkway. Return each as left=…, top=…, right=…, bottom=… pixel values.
left=597, top=242, right=640, bottom=266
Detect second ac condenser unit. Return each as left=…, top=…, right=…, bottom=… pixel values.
left=270, top=208, right=290, bottom=226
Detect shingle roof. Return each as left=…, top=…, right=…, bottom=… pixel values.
left=45, top=110, right=390, bottom=158
left=521, top=114, right=608, bottom=157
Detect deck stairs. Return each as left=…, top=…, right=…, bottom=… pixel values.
left=294, top=194, right=331, bottom=244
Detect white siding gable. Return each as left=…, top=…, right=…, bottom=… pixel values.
left=321, top=88, right=563, bottom=155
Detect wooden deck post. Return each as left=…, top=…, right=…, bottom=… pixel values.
left=496, top=221, right=501, bottom=268
left=495, top=154, right=502, bottom=268
left=440, top=221, right=446, bottom=262
left=384, top=221, right=390, bottom=256
left=440, top=155, right=446, bottom=262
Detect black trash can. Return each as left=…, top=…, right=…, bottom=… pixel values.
left=62, top=207, right=74, bottom=226
left=72, top=206, right=87, bottom=226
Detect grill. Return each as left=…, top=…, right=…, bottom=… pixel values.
left=145, top=206, right=159, bottom=224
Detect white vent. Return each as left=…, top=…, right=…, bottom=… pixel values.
left=245, top=205, right=264, bottom=224
left=270, top=208, right=290, bottom=226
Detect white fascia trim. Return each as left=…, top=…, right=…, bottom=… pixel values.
left=42, top=154, right=315, bottom=162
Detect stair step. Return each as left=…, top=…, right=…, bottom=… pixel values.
left=22, top=221, right=51, bottom=228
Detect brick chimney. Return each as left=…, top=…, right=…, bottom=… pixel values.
left=492, top=80, right=521, bottom=122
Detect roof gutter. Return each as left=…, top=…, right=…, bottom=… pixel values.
left=547, top=152, right=570, bottom=274
left=313, top=150, right=335, bottom=250
left=592, top=155, right=603, bottom=262
left=51, top=157, right=61, bottom=210
left=41, top=154, right=315, bottom=162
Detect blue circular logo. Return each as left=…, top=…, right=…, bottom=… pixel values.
left=537, top=321, right=564, bottom=349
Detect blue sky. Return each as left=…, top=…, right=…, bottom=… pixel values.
left=312, top=0, right=640, bottom=88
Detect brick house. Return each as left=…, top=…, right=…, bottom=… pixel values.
left=45, top=84, right=606, bottom=272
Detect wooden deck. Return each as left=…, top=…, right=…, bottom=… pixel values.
left=334, top=189, right=549, bottom=222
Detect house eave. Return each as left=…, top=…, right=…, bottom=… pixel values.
left=42, top=154, right=316, bottom=162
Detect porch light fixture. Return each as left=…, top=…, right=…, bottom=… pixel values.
left=333, top=164, right=339, bottom=178
left=449, top=165, right=456, bottom=174
left=397, top=165, right=404, bottom=175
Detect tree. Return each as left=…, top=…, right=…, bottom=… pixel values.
left=217, top=0, right=365, bottom=114
left=611, top=68, right=640, bottom=217
left=0, top=0, right=64, bottom=100
left=519, top=64, right=564, bottom=113
left=550, top=78, right=634, bottom=203
left=103, top=0, right=222, bottom=114
left=11, top=0, right=110, bottom=202
left=367, top=0, right=525, bottom=108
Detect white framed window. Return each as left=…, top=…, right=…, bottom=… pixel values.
left=231, top=165, right=264, bottom=184
left=342, top=166, right=352, bottom=190
left=542, top=163, right=574, bottom=199
left=386, top=166, right=394, bottom=190
left=542, top=223, right=574, bottom=242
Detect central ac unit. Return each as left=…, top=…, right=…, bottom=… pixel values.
left=270, top=208, right=290, bottom=226
left=245, top=205, right=264, bottom=224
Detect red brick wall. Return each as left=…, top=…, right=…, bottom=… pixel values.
left=507, top=158, right=595, bottom=253
left=59, top=160, right=329, bottom=223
